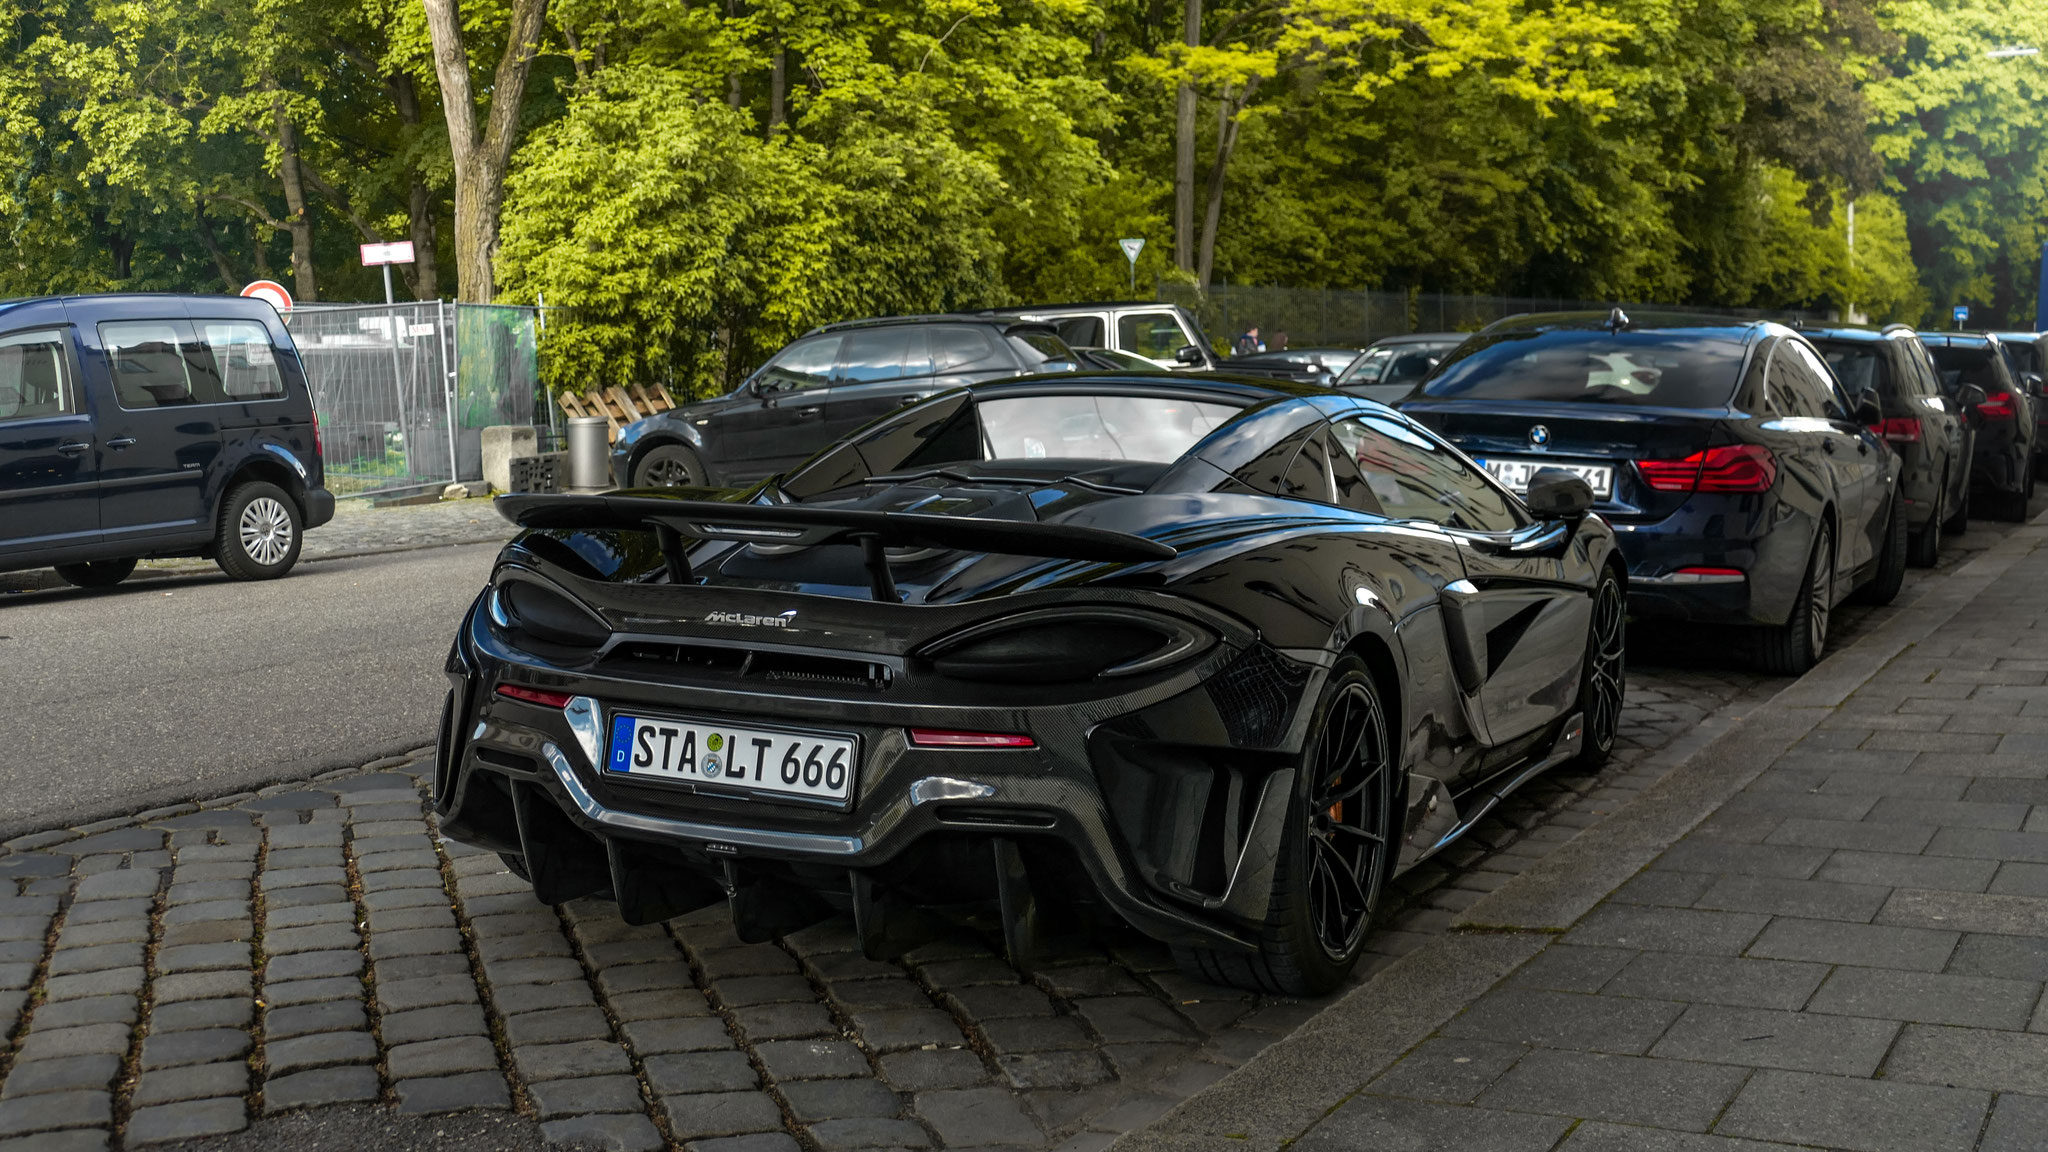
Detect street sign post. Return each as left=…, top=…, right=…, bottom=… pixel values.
left=239, top=279, right=293, bottom=319
left=1118, top=238, right=1144, bottom=293
left=1954, top=304, right=1971, bottom=330
left=360, top=240, right=417, bottom=306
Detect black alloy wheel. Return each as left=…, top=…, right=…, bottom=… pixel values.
left=1576, top=571, right=1626, bottom=768
left=1908, top=474, right=1944, bottom=567
left=1175, top=655, right=1397, bottom=996
left=53, top=558, right=138, bottom=589
left=1756, top=523, right=1831, bottom=675
left=634, top=443, right=706, bottom=489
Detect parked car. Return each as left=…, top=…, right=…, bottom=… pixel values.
left=1336, top=333, right=1467, bottom=403
left=0, top=293, right=333, bottom=587
left=1224, top=347, right=1366, bottom=384
left=981, top=302, right=1217, bottom=369
left=1805, top=326, right=1973, bottom=565
left=1922, top=332, right=2036, bottom=522
left=1400, top=311, right=1903, bottom=674
left=1992, top=330, right=2048, bottom=475
left=613, top=316, right=1078, bottom=489
left=442, top=372, right=1625, bottom=996
left=1071, top=346, right=1169, bottom=372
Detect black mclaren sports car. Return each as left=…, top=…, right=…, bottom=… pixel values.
left=436, top=375, right=1627, bottom=995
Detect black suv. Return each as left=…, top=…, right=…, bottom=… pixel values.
left=1923, top=332, right=2036, bottom=521
left=614, top=316, right=1077, bottom=488
left=1806, top=326, right=1973, bottom=565
left=0, top=294, right=333, bottom=587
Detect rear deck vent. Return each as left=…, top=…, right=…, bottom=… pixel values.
left=603, top=641, right=892, bottom=690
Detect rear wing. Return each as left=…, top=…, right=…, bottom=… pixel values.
left=495, top=493, right=1176, bottom=601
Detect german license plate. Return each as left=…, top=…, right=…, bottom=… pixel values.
left=1479, top=457, right=1614, bottom=499
left=606, top=713, right=857, bottom=806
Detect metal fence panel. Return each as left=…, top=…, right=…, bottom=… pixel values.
left=286, top=302, right=539, bottom=497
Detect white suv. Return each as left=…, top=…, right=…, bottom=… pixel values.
left=983, top=303, right=1217, bottom=370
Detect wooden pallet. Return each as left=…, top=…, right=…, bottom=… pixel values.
left=558, top=383, right=677, bottom=442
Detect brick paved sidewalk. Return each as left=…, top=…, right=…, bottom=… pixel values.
left=1124, top=521, right=2048, bottom=1151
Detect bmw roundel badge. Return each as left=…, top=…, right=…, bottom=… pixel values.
left=1528, top=424, right=1551, bottom=448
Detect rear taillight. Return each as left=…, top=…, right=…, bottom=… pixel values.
left=495, top=684, right=573, bottom=709
left=1870, top=417, right=1921, bottom=443
left=1978, top=392, right=2017, bottom=420
left=1678, top=567, right=1745, bottom=577
left=1637, top=445, right=1777, bottom=494
left=909, top=729, right=1037, bottom=749
left=311, top=410, right=324, bottom=459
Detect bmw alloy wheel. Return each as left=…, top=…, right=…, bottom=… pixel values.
left=1584, top=576, right=1625, bottom=753
left=239, top=497, right=294, bottom=567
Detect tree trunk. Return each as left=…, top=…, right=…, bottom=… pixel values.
left=194, top=204, right=242, bottom=292
left=1173, top=0, right=1200, bottom=274
left=421, top=0, right=548, bottom=303
left=726, top=0, right=743, bottom=109
left=768, top=45, right=786, bottom=136
left=273, top=96, right=318, bottom=302
left=1196, top=82, right=1249, bottom=290
left=391, top=74, right=440, bottom=300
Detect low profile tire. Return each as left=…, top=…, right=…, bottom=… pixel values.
left=1174, top=655, right=1398, bottom=996
left=1908, top=476, right=1944, bottom=568
left=214, top=481, right=303, bottom=581
left=1575, top=570, right=1626, bottom=769
left=53, top=558, right=138, bottom=589
left=633, top=443, right=706, bottom=489
left=1855, top=493, right=1907, bottom=606
left=1756, top=522, right=1832, bottom=676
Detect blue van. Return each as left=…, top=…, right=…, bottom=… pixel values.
left=0, top=294, right=333, bottom=587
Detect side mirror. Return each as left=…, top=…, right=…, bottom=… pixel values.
left=1958, top=383, right=1989, bottom=409
left=1525, top=467, right=1595, bottom=520
left=1854, top=395, right=1884, bottom=426
left=2027, top=372, right=2044, bottom=396
left=1174, top=344, right=1204, bottom=366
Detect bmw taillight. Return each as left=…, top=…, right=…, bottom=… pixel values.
left=1870, top=418, right=1921, bottom=444
left=1637, top=445, right=1778, bottom=494
left=1978, top=392, right=2017, bottom=420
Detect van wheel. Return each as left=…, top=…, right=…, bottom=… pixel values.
left=53, top=559, right=138, bottom=588
left=215, top=481, right=303, bottom=580
left=633, top=444, right=705, bottom=489
left=1756, top=523, right=1831, bottom=676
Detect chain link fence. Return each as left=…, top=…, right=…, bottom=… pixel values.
left=1160, top=286, right=1832, bottom=350
left=287, top=302, right=540, bottom=497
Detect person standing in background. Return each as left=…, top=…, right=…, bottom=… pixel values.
left=1235, top=326, right=1264, bottom=356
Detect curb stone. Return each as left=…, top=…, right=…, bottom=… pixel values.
left=1110, top=510, right=2048, bottom=1152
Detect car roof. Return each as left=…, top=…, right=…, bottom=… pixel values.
left=806, top=314, right=1059, bottom=336
left=1922, top=332, right=1996, bottom=347
left=1369, top=331, right=1466, bottom=346
left=0, top=292, right=284, bottom=324
left=1479, top=309, right=1785, bottom=338
left=980, top=301, right=1191, bottom=314
left=961, top=370, right=1349, bottom=405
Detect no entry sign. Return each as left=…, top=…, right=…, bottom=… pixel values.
left=239, top=279, right=293, bottom=314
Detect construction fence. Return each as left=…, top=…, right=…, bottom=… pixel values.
left=288, top=302, right=543, bottom=497
left=1159, top=286, right=1831, bottom=349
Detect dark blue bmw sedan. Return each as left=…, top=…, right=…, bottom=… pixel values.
left=1399, top=311, right=1903, bottom=674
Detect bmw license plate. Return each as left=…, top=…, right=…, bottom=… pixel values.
left=606, top=713, right=857, bottom=807
left=1478, top=457, right=1614, bottom=499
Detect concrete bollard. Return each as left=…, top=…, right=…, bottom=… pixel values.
left=567, top=416, right=611, bottom=491
left=480, top=425, right=538, bottom=494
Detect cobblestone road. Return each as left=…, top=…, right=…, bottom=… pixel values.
left=0, top=511, right=2023, bottom=1151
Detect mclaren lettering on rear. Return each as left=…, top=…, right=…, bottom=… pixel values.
left=703, top=610, right=795, bottom=628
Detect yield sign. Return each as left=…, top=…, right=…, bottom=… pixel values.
left=1118, top=238, right=1145, bottom=264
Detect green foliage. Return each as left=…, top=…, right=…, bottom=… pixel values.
left=7, top=0, right=2048, bottom=379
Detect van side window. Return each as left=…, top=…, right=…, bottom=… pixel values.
left=0, top=330, right=73, bottom=422
left=1117, top=312, right=1188, bottom=360
left=198, top=322, right=286, bottom=400
left=103, top=321, right=214, bottom=409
